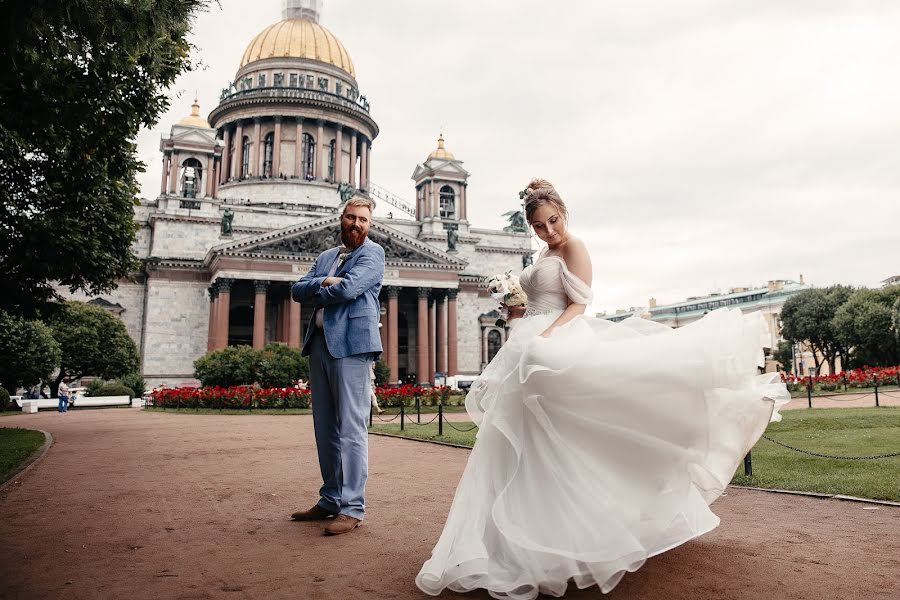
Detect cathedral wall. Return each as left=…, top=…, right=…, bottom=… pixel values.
left=457, top=290, right=497, bottom=375
left=141, top=278, right=209, bottom=387
left=217, top=180, right=342, bottom=208
left=152, top=220, right=222, bottom=260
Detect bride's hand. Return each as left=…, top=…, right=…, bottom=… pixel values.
left=539, top=327, right=555, bottom=338
left=503, top=304, right=526, bottom=321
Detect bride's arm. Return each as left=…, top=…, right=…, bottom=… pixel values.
left=540, top=239, right=592, bottom=337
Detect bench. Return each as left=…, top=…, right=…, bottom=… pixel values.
left=17, top=396, right=138, bottom=413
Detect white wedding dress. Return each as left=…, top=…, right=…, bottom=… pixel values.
left=416, top=255, right=790, bottom=599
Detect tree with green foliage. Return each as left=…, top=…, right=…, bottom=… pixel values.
left=193, top=345, right=261, bottom=388
left=0, top=311, right=61, bottom=391
left=48, top=301, right=139, bottom=396
left=0, top=0, right=212, bottom=317
left=833, top=286, right=900, bottom=368
left=373, top=360, right=390, bottom=386
left=779, top=285, right=853, bottom=374
left=772, top=340, right=794, bottom=373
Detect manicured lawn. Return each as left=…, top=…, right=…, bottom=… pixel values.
left=0, top=428, right=46, bottom=484
left=371, top=407, right=900, bottom=502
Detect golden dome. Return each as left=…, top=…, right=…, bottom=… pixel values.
left=178, top=98, right=211, bottom=128
left=240, top=18, right=355, bottom=77
left=428, top=134, right=455, bottom=160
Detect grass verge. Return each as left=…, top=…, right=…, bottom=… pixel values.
left=371, top=407, right=900, bottom=502
left=0, top=428, right=46, bottom=484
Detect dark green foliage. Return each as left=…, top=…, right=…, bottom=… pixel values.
left=773, top=340, right=794, bottom=373
left=85, top=379, right=106, bottom=397
left=780, top=285, right=853, bottom=373
left=48, top=301, right=140, bottom=395
left=0, top=0, right=212, bottom=317
left=119, top=373, right=146, bottom=398
left=0, top=386, right=11, bottom=411
left=373, top=360, right=390, bottom=386
left=94, top=383, right=135, bottom=398
left=194, top=344, right=309, bottom=388
left=0, top=311, right=61, bottom=390
left=833, top=286, right=900, bottom=368
left=193, top=345, right=261, bottom=388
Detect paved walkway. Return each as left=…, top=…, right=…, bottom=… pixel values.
left=1, top=409, right=897, bottom=600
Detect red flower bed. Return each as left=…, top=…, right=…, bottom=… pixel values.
left=780, top=365, right=900, bottom=392
left=374, top=384, right=454, bottom=407
left=150, top=385, right=311, bottom=409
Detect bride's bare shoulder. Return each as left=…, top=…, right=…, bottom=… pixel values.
left=560, top=237, right=592, bottom=283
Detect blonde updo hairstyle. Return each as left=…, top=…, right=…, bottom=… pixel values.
left=522, top=178, right=568, bottom=225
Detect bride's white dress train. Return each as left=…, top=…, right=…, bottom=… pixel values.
left=416, top=256, right=790, bottom=599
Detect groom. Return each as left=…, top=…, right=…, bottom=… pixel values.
left=290, top=196, right=385, bottom=536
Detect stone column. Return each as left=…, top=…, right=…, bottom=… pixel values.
left=334, top=125, right=344, bottom=184
left=317, top=119, right=326, bottom=180
left=460, top=183, right=467, bottom=220
left=280, top=297, right=291, bottom=343
left=160, top=154, right=170, bottom=195
left=205, top=156, right=215, bottom=197
left=447, top=289, right=459, bottom=376
left=482, top=329, right=489, bottom=367
left=232, top=122, right=244, bottom=179
left=212, top=160, right=219, bottom=199
left=359, top=137, right=368, bottom=190
left=379, top=302, right=387, bottom=351
left=294, top=118, right=304, bottom=178
left=366, top=141, right=371, bottom=186
left=272, top=117, right=282, bottom=177
left=168, top=152, right=178, bottom=194
left=221, top=127, right=231, bottom=183
left=252, top=280, right=269, bottom=349
left=435, top=290, right=447, bottom=375
left=289, top=300, right=301, bottom=348
left=251, top=118, right=261, bottom=177
left=386, top=286, right=400, bottom=384
left=215, top=278, right=234, bottom=349
left=349, top=131, right=357, bottom=188
left=416, top=288, right=430, bottom=385
left=207, top=284, right=218, bottom=352
left=428, top=294, right=436, bottom=385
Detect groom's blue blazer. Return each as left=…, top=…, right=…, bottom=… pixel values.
left=291, top=237, right=385, bottom=359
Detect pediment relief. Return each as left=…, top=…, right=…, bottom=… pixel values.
left=171, top=128, right=217, bottom=145
left=209, top=216, right=466, bottom=269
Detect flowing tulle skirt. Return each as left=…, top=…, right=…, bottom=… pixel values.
left=416, top=309, right=789, bottom=599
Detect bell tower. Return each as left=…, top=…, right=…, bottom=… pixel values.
left=282, top=0, right=322, bottom=21
left=411, top=134, right=470, bottom=233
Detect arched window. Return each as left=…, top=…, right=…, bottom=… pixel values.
left=440, top=185, right=456, bottom=219
left=327, top=139, right=336, bottom=182
left=302, top=133, right=315, bottom=180
left=262, top=132, right=275, bottom=178
left=180, top=158, right=203, bottom=198
left=241, top=137, right=250, bottom=178
left=487, top=330, right=502, bottom=362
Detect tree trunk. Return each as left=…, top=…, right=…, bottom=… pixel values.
left=51, top=371, right=65, bottom=398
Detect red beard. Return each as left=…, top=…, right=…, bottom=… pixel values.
left=341, top=225, right=365, bottom=248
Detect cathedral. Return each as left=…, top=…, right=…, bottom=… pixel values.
left=79, top=0, right=532, bottom=388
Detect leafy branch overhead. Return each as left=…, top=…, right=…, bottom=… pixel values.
left=0, top=1, right=213, bottom=317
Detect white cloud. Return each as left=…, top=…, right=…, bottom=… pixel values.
left=137, top=0, right=900, bottom=313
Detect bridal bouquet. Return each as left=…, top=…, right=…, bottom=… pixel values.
left=486, top=271, right=527, bottom=326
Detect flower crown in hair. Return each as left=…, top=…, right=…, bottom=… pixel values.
left=518, top=188, right=531, bottom=200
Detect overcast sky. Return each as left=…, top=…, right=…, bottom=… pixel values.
left=135, top=0, right=900, bottom=314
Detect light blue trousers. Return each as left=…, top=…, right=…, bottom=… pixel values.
left=308, top=330, right=374, bottom=520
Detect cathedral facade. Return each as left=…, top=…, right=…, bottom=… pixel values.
left=77, top=0, right=532, bottom=388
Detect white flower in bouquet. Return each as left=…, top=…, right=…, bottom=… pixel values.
left=486, top=270, right=528, bottom=326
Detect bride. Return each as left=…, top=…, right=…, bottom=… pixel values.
left=415, top=178, right=789, bottom=599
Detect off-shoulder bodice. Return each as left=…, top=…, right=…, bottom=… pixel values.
left=519, top=255, right=594, bottom=315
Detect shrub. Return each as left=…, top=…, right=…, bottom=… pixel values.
left=0, top=386, right=10, bottom=411
left=95, top=383, right=135, bottom=398
left=373, top=360, right=390, bottom=386
left=119, top=373, right=145, bottom=398
left=193, top=345, right=260, bottom=388
left=85, top=379, right=106, bottom=397
left=257, top=344, right=307, bottom=388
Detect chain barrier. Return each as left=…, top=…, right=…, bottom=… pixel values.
left=372, top=412, right=401, bottom=423
left=760, top=434, right=900, bottom=460
left=402, top=413, right=440, bottom=426
left=440, top=415, right=479, bottom=433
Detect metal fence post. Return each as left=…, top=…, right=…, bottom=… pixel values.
left=438, top=403, right=443, bottom=437
left=743, top=452, right=752, bottom=477
left=843, top=373, right=848, bottom=393
left=400, top=402, right=405, bottom=431
left=369, top=405, right=373, bottom=428
left=874, top=375, right=880, bottom=408
left=416, top=392, right=421, bottom=423
left=807, top=376, right=813, bottom=409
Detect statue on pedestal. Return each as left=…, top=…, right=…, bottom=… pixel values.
left=221, top=208, right=234, bottom=236
left=502, top=208, right=528, bottom=233
left=337, top=182, right=355, bottom=202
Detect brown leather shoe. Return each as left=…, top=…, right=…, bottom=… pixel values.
left=290, top=505, right=336, bottom=521
left=323, top=514, right=362, bottom=536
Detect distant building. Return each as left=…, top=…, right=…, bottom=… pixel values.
left=599, top=278, right=812, bottom=372
left=881, top=275, right=900, bottom=287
